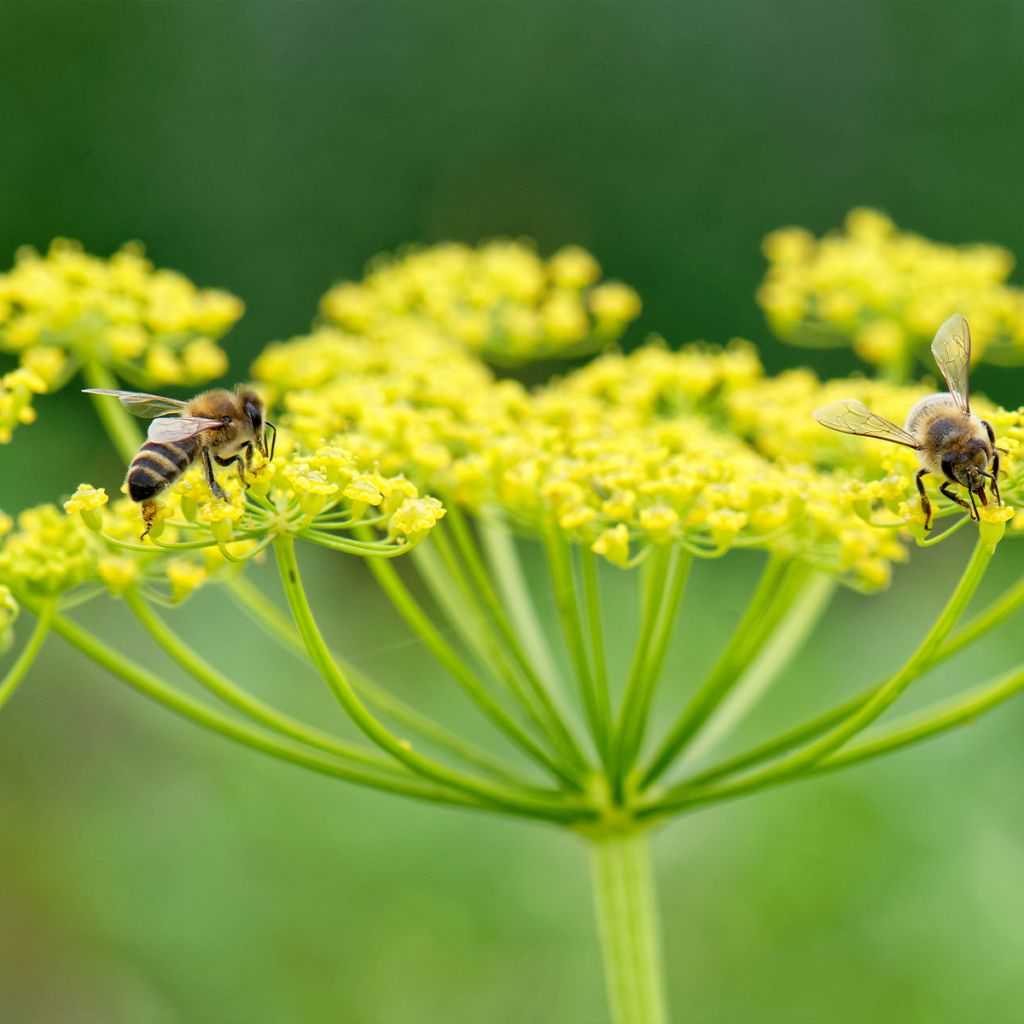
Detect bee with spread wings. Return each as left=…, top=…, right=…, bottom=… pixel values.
left=813, top=313, right=1001, bottom=530
left=84, top=385, right=276, bottom=535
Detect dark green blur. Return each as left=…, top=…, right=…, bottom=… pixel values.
left=2, top=6, right=1024, bottom=1022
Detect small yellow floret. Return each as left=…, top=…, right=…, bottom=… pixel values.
left=166, top=559, right=207, bottom=602
left=389, top=496, right=446, bottom=539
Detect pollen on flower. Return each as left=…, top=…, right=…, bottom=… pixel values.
left=97, top=555, right=140, bottom=594
left=343, top=475, right=384, bottom=507
left=64, top=483, right=109, bottom=515
left=0, top=505, right=96, bottom=595
left=0, top=239, right=243, bottom=426
left=389, top=496, right=446, bottom=540
left=64, top=483, right=110, bottom=532
left=317, top=239, right=641, bottom=364
left=592, top=523, right=630, bottom=567
left=758, top=208, right=1024, bottom=371
left=166, top=559, right=207, bottom=602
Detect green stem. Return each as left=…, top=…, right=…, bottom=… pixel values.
left=364, top=544, right=580, bottom=787
left=580, top=548, right=612, bottom=756
left=813, top=663, right=1024, bottom=773
left=82, top=361, right=143, bottom=463
left=542, top=521, right=608, bottom=762
left=640, top=662, right=1024, bottom=821
left=224, top=575, right=530, bottom=785
left=274, top=535, right=587, bottom=822
left=613, top=546, right=692, bottom=792
left=682, top=572, right=836, bottom=765
left=675, top=565, right=1024, bottom=791
left=640, top=553, right=796, bottom=787
left=478, top=510, right=563, bottom=691
left=437, top=510, right=588, bottom=769
left=589, top=830, right=669, bottom=1024
left=645, top=537, right=994, bottom=815
left=413, top=536, right=587, bottom=774
left=124, top=588, right=402, bottom=773
left=0, top=602, right=54, bottom=710
left=45, top=609, right=483, bottom=810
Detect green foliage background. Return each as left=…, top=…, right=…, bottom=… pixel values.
left=2, top=6, right=1024, bottom=1021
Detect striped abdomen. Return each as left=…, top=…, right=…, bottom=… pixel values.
left=127, top=438, right=199, bottom=502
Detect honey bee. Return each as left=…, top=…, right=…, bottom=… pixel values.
left=813, top=312, right=1001, bottom=530
left=83, top=385, right=276, bottom=536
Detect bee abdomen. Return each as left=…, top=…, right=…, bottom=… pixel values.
left=127, top=439, right=198, bottom=502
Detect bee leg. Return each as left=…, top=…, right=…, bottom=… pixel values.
left=990, top=448, right=1002, bottom=501
left=140, top=500, right=158, bottom=540
left=940, top=482, right=975, bottom=519
left=240, top=442, right=254, bottom=487
left=915, top=469, right=933, bottom=530
left=215, top=447, right=253, bottom=488
left=202, top=447, right=227, bottom=501
left=982, top=470, right=1001, bottom=505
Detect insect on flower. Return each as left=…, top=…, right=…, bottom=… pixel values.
left=813, top=313, right=1001, bottom=530
left=83, top=386, right=276, bottom=536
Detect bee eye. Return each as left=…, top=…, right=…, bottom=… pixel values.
left=243, top=399, right=262, bottom=430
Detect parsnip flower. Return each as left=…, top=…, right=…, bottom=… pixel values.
left=0, top=239, right=243, bottom=441
left=318, top=240, right=641, bottom=364
left=0, top=583, right=18, bottom=653
left=63, top=483, right=109, bottom=531
left=759, top=208, right=1024, bottom=372
left=389, top=496, right=446, bottom=541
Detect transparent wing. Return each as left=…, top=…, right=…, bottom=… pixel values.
left=812, top=399, right=921, bottom=449
left=930, top=312, right=971, bottom=413
left=147, top=416, right=224, bottom=442
left=82, top=388, right=188, bottom=418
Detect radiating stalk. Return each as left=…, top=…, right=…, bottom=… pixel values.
left=224, top=575, right=531, bottom=784
left=645, top=537, right=994, bottom=815
left=641, top=553, right=795, bottom=787
left=274, top=535, right=587, bottom=821
left=45, top=608, right=485, bottom=809
left=543, top=521, right=609, bottom=762
left=413, top=537, right=588, bottom=775
left=682, top=572, right=836, bottom=766
left=0, top=603, right=53, bottom=710
left=478, top=510, right=563, bottom=691
left=125, top=588, right=404, bottom=773
left=590, top=830, right=669, bottom=1024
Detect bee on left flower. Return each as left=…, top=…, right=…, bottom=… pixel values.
left=84, top=386, right=276, bottom=536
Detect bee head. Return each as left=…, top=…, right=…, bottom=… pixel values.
left=236, top=387, right=270, bottom=459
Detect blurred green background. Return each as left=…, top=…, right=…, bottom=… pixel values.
left=3, top=5, right=1024, bottom=1022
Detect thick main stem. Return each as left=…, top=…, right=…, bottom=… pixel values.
left=589, top=830, right=669, bottom=1024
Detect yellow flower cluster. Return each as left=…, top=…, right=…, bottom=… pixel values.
left=758, top=208, right=1024, bottom=371
left=319, top=240, right=641, bottom=365
left=0, top=239, right=243, bottom=441
left=0, top=440, right=447, bottom=603
left=254, top=325, right=922, bottom=589
left=0, top=366, right=46, bottom=443
left=721, top=368, right=1024, bottom=536
left=0, top=582, right=18, bottom=653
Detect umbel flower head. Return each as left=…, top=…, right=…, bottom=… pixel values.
left=0, top=439, right=446, bottom=607
left=0, top=238, right=243, bottom=441
left=256, top=320, right=928, bottom=589
left=758, top=207, right=1024, bottom=373
left=319, top=239, right=642, bottom=365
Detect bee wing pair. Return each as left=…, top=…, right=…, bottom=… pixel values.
left=813, top=313, right=972, bottom=448
left=83, top=388, right=225, bottom=443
